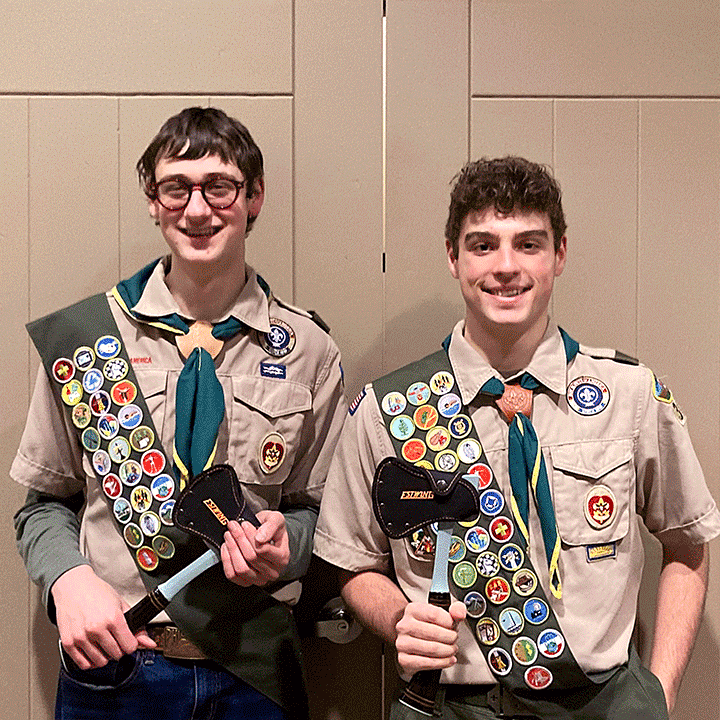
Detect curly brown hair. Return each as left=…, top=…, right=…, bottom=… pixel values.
left=445, top=157, right=566, bottom=257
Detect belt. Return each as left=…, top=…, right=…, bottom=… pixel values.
left=442, top=684, right=538, bottom=718
left=147, top=625, right=207, bottom=661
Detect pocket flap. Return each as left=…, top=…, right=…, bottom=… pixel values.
left=232, top=375, right=312, bottom=418
left=550, top=438, right=633, bottom=480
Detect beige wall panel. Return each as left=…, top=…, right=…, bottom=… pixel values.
left=637, top=100, right=720, bottom=720
left=119, top=97, right=202, bottom=279
left=296, top=0, right=384, bottom=399
left=26, top=96, right=120, bottom=720
left=0, top=1, right=291, bottom=94
left=29, top=98, right=119, bottom=317
left=470, top=99, right=553, bottom=165
left=553, top=100, right=638, bottom=353
left=471, top=1, right=720, bottom=97
left=0, top=97, right=30, bottom=720
left=295, top=3, right=384, bottom=717
left=213, top=97, right=294, bottom=303
left=385, top=0, right=469, bottom=376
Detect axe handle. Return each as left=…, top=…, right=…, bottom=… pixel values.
left=398, top=591, right=451, bottom=716
left=124, top=548, right=220, bottom=633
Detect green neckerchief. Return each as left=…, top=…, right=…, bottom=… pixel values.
left=112, top=259, right=269, bottom=484
left=475, top=329, right=578, bottom=598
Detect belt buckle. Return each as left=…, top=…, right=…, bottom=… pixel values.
left=157, top=626, right=206, bottom=661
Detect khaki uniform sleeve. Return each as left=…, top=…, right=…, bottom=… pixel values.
left=10, top=365, right=86, bottom=497
left=314, top=385, right=394, bottom=574
left=636, top=366, right=720, bottom=546
left=280, top=337, right=346, bottom=509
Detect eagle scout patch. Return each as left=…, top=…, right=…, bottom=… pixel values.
left=566, top=376, right=610, bottom=416
left=584, top=485, right=616, bottom=529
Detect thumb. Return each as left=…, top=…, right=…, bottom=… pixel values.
left=448, top=600, right=467, bottom=624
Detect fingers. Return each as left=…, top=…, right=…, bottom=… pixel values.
left=395, top=601, right=461, bottom=675
left=221, top=516, right=290, bottom=586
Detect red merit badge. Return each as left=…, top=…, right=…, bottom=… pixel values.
left=525, top=665, right=553, bottom=690
left=402, top=438, right=427, bottom=463
left=259, top=432, right=286, bottom=474
left=584, top=485, right=616, bottom=529
left=466, top=463, right=493, bottom=490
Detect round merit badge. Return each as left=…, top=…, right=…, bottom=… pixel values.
left=437, top=393, right=462, bottom=418
left=152, top=535, right=175, bottom=560
left=566, top=376, right=610, bottom=416
left=466, top=463, right=493, bottom=489
left=512, top=637, right=538, bottom=666
left=73, top=346, right=95, bottom=371
left=402, top=438, right=427, bottom=463
left=141, top=449, right=165, bottom=477
left=103, top=357, right=128, bottom=382
left=499, top=607, right=524, bottom=636
left=136, top=546, right=159, bottom=572
left=112, top=380, right=137, bottom=406
left=259, top=319, right=296, bottom=358
left=523, top=598, right=549, bottom=625
left=72, top=403, right=92, bottom=429
left=457, top=438, right=482, bottom=464
left=408, top=527, right=435, bottom=560
left=429, top=371, right=454, bottom=396
left=464, top=526, right=490, bottom=553
left=381, top=391, right=406, bottom=417
left=389, top=415, right=415, bottom=441
left=448, top=536, right=466, bottom=563
left=486, top=577, right=511, bottom=605
left=95, top=335, right=121, bottom=360
left=102, top=473, right=122, bottom=500
left=426, top=426, right=451, bottom=452
left=489, top=516, right=514, bottom=543
left=52, top=358, right=75, bottom=383
left=118, top=403, right=143, bottom=429
left=448, top=414, right=472, bottom=439
left=525, top=665, right=553, bottom=690
left=537, top=629, right=565, bottom=658
left=452, top=561, right=477, bottom=589
left=487, top=647, right=512, bottom=676
left=413, top=404, right=438, bottom=431
left=585, top=484, right=616, bottom=529
left=82, top=368, right=105, bottom=394
left=476, top=617, right=500, bottom=645
left=406, top=382, right=431, bottom=406
left=480, top=489, right=504, bottom=516
left=61, top=380, right=83, bottom=406
left=476, top=551, right=500, bottom=578
left=499, top=544, right=524, bottom=571
left=434, top=449, right=459, bottom=473
left=513, top=569, right=538, bottom=596
left=463, top=591, right=487, bottom=618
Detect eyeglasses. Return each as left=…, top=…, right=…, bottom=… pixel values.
left=153, top=178, right=246, bottom=211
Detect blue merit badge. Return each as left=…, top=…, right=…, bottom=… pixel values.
left=260, top=362, right=287, bottom=379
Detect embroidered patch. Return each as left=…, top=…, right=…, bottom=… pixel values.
left=566, top=376, right=610, bottom=416
left=652, top=374, right=673, bottom=403
left=525, top=665, right=553, bottom=690
left=260, top=362, right=287, bottom=379
left=381, top=391, right=406, bottom=417
left=348, top=388, right=367, bottom=416
left=259, top=319, right=296, bottom=358
left=488, top=647, right=513, bottom=676
left=259, top=432, right=286, bottom=474
left=584, top=485, right=616, bottom=529
left=586, top=542, right=617, bottom=562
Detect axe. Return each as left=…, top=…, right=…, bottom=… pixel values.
left=372, top=457, right=479, bottom=716
left=124, top=464, right=260, bottom=633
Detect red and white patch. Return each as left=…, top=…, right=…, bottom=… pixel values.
left=260, top=432, right=286, bottom=474
left=584, top=485, right=616, bottom=529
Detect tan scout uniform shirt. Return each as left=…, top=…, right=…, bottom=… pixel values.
left=13, top=258, right=346, bottom=615
left=315, top=321, right=720, bottom=685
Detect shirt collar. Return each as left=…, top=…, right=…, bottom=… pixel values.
left=130, top=256, right=272, bottom=334
left=448, top=320, right=568, bottom=405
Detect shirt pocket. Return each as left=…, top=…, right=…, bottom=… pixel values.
left=133, top=368, right=171, bottom=447
left=549, top=438, right=633, bottom=546
left=229, top=375, right=312, bottom=490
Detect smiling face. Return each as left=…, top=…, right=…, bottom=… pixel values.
left=447, top=207, right=566, bottom=355
left=148, top=153, right=264, bottom=275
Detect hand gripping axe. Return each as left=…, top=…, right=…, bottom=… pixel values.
left=372, top=457, right=480, bottom=716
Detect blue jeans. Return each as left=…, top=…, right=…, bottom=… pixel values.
left=56, top=650, right=290, bottom=720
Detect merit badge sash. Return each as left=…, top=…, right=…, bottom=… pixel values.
left=372, top=348, right=610, bottom=703
left=27, top=292, right=308, bottom=718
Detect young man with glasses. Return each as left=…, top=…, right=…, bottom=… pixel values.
left=314, top=157, right=719, bottom=719
left=12, top=106, right=346, bottom=719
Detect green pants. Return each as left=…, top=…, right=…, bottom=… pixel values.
left=390, top=650, right=668, bottom=720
